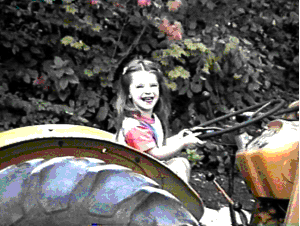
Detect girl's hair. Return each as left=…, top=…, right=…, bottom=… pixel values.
left=115, top=59, right=171, bottom=145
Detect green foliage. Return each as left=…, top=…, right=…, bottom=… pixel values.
left=0, top=0, right=298, bottom=175
left=168, top=66, right=190, bottom=79
left=186, top=148, right=205, bottom=167
left=61, top=36, right=90, bottom=51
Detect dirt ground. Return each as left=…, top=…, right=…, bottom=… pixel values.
left=190, top=167, right=256, bottom=212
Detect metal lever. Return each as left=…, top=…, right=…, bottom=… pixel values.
left=206, top=172, right=249, bottom=226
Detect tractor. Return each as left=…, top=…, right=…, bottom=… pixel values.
left=0, top=99, right=298, bottom=225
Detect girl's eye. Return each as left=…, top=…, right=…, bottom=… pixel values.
left=136, top=85, right=144, bottom=88
left=151, top=84, right=158, bottom=87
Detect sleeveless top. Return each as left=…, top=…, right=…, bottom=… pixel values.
left=116, top=113, right=164, bottom=153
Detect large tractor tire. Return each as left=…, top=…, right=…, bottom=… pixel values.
left=0, top=156, right=200, bottom=226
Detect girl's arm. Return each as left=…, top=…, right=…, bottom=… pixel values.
left=147, top=132, right=204, bottom=160
left=165, top=129, right=199, bottom=148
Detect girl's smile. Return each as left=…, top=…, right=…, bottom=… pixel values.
left=129, top=71, right=159, bottom=116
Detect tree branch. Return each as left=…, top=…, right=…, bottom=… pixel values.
left=112, top=22, right=128, bottom=59
left=118, top=24, right=148, bottom=68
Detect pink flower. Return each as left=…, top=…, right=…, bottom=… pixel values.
left=168, top=30, right=182, bottom=40
left=113, top=2, right=124, bottom=8
left=167, top=0, right=182, bottom=11
left=137, top=0, right=151, bottom=7
left=158, top=18, right=170, bottom=34
left=158, top=19, right=183, bottom=41
left=33, top=77, right=45, bottom=85
left=89, top=0, right=99, bottom=5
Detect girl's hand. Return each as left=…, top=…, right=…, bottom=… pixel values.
left=177, top=129, right=193, bottom=138
left=179, top=131, right=206, bottom=149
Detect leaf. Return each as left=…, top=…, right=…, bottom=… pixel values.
left=3, top=42, right=11, bottom=48
left=88, top=99, right=96, bottom=107
left=224, top=37, right=239, bottom=54
left=205, top=80, right=213, bottom=92
left=223, top=61, right=229, bottom=74
left=67, top=75, right=79, bottom=84
left=179, top=82, right=189, bottom=95
left=69, top=100, right=75, bottom=108
left=21, top=116, right=27, bottom=124
left=213, top=62, right=223, bottom=77
left=164, top=44, right=187, bottom=59
left=59, top=78, right=68, bottom=90
left=53, top=56, right=68, bottom=68
left=168, top=66, right=190, bottom=79
left=108, top=118, right=115, bottom=130
left=205, top=141, right=217, bottom=150
left=62, top=105, right=74, bottom=115
left=84, top=69, right=94, bottom=77
left=209, top=155, right=217, bottom=162
left=28, top=59, right=38, bottom=68
left=189, top=21, right=197, bottom=30
left=264, top=80, right=271, bottom=89
left=12, top=44, right=20, bottom=54
left=48, top=93, right=58, bottom=101
left=58, top=90, right=70, bottom=102
left=217, top=165, right=225, bottom=174
left=241, top=74, right=249, bottom=83
left=77, top=116, right=89, bottom=123
left=243, top=93, right=256, bottom=105
left=234, top=73, right=243, bottom=80
left=288, top=80, right=298, bottom=89
left=63, top=4, right=78, bottom=14
left=148, top=38, right=158, bottom=48
left=76, top=106, right=87, bottom=116
left=248, top=82, right=260, bottom=91
left=17, top=38, right=28, bottom=47
left=165, top=81, right=177, bottom=91
left=216, top=156, right=223, bottom=163
left=224, top=156, right=231, bottom=166
left=61, top=36, right=74, bottom=45
left=190, top=76, right=203, bottom=93
left=93, top=65, right=102, bottom=74
left=27, top=69, right=39, bottom=79
left=23, top=74, right=31, bottom=84
left=97, top=102, right=109, bottom=122
left=30, top=47, right=41, bottom=54
left=141, top=44, right=151, bottom=53
left=206, top=1, right=216, bottom=10
left=65, top=67, right=74, bottom=75
left=240, top=25, right=249, bottom=32
left=55, top=69, right=65, bottom=78
left=234, top=54, right=243, bottom=69
left=202, top=62, right=210, bottom=74
left=187, top=89, right=193, bottom=98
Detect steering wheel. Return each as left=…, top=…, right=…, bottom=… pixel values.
left=191, top=99, right=286, bottom=139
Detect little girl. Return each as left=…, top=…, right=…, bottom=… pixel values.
left=115, top=59, right=204, bottom=183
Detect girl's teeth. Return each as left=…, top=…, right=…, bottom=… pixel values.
left=142, top=97, right=153, bottom=101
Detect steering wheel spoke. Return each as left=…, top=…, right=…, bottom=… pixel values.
left=191, top=99, right=286, bottom=139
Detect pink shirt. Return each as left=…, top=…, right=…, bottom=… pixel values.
left=118, top=113, right=164, bottom=153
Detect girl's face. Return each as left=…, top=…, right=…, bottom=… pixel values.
left=129, top=71, right=159, bottom=115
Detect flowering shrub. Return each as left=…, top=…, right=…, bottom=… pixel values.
left=159, top=19, right=183, bottom=41
left=0, top=0, right=298, bottom=160
left=137, top=0, right=151, bottom=7
left=167, top=0, right=182, bottom=11
left=89, top=0, right=99, bottom=5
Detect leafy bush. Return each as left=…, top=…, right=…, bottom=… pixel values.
left=0, top=0, right=298, bottom=174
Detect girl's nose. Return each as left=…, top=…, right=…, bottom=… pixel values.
left=144, top=88, right=151, bottom=94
